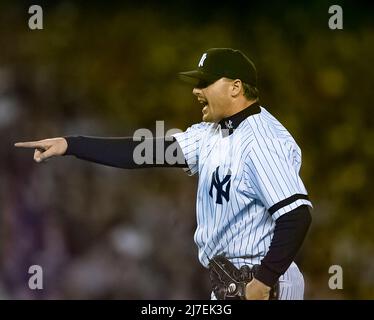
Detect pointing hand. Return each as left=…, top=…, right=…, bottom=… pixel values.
left=14, top=138, right=68, bottom=163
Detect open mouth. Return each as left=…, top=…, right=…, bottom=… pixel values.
left=198, top=99, right=208, bottom=108
left=198, top=99, right=209, bottom=115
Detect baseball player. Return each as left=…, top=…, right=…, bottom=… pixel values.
left=15, top=48, right=312, bottom=300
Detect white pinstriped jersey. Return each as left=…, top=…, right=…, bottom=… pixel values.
left=173, top=106, right=312, bottom=268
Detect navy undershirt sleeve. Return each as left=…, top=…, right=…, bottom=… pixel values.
left=64, top=136, right=188, bottom=168
left=255, top=205, right=312, bottom=287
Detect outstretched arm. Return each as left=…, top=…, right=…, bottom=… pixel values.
left=15, top=136, right=187, bottom=168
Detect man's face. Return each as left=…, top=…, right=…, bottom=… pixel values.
left=192, top=78, right=232, bottom=122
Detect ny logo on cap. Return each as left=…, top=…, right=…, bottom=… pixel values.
left=198, top=53, right=207, bottom=67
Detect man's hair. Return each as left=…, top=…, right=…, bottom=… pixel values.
left=242, top=82, right=259, bottom=100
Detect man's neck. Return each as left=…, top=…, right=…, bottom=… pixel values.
left=218, top=100, right=261, bottom=135
left=223, top=98, right=258, bottom=119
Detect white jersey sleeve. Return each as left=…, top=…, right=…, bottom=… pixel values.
left=172, top=122, right=211, bottom=176
left=244, top=136, right=312, bottom=220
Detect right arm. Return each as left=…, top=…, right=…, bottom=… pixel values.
left=14, top=136, right=187, bottom=168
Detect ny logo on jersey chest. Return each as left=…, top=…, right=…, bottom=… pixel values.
left=209, top=166, right=231, bottom=204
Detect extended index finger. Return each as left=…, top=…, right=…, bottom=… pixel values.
left=14, top=141, right=43, bottom=148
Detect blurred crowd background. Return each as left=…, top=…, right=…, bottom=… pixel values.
left=0, top=0, right=373, bottom=299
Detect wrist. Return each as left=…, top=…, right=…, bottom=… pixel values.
left=63, top=136, right=79, bottom=156
left=255, top=264, right=280, bottom=287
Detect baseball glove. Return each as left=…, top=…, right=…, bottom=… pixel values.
left=208, top=255, right=278, bottom=300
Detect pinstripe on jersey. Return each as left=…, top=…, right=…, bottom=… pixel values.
left=172, top=106, right=312, bottom=268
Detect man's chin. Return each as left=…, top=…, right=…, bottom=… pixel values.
left=202, top=114, right=214, bottom=122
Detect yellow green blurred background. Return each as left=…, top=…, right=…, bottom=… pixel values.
left=0, top=0, right=373, bottom=299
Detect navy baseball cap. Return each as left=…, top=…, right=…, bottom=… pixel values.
left=179, top=48, right=257, bottom=87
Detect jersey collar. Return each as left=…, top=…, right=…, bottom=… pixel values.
left=218, top=101, right=261, bottom=135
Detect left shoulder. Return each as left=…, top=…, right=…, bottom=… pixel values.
left=242, top=107, right=277, bottom=141
left=249, top=106, right=298, bottom=143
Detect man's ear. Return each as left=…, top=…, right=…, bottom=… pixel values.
left=231, top=79, right=242, bottom=97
